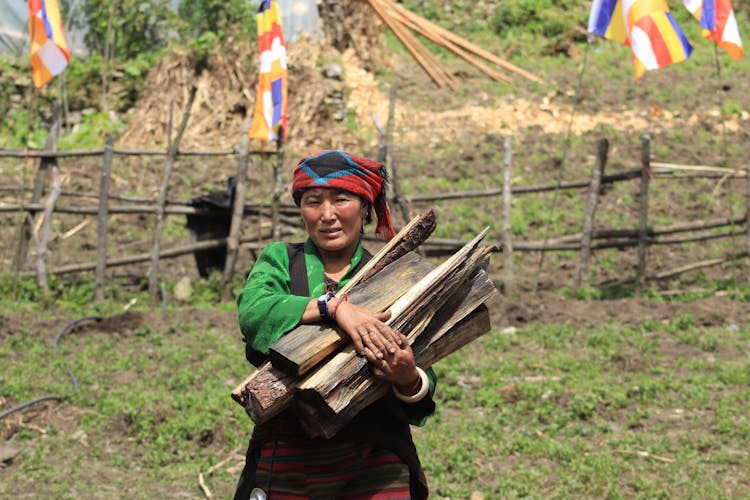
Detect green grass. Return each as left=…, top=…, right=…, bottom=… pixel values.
left=419, top=318, right=750, bottom=497
left=2, top=278, right=748, bottom=497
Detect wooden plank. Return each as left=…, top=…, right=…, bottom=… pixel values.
left=269, top=252, right=435, bottom=376
left=294, top=241, right=495, bottom=437
left=295, top=263, right=497, bottom=438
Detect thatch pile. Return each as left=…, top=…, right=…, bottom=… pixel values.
left=120, top=1, right=388, bottom=152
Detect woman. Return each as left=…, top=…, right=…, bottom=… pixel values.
left=234, top=150, right=437, bottom=499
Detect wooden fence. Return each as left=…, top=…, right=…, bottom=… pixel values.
left=1, top=104, right=749, bottom=300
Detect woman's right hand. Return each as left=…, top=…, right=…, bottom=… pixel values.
left=333, top=300, right=404, bottom=362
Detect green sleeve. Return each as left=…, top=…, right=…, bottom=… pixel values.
left=236, top=242, right=312, bottom=355
left=403, top=366, right=438, bottom=427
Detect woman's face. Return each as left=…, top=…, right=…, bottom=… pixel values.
left=300, top=188, right=367, bottom=256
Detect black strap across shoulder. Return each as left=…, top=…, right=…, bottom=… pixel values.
left=246, top=243, right=373, bottom=367
left=285, top=242, right=373, bottom=296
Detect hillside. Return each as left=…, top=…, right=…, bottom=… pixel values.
left=2, top=3, right=750, bottom=497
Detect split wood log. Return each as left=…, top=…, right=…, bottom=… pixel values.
left=232, top=210, right=437, bottom=420
left=269, top=210, right=437, bottom=376
left=230, top=364, right=298, bottom=423
left=292, top=232, right=496, bottom=438
left=234, top=228, right=494, bottom=427
left=233, top=253, right=434, bottom=423
left=342, top=209, right=436, bottom=288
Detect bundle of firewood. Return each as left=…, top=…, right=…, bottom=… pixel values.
left=231, top=209, right=499, bottom=438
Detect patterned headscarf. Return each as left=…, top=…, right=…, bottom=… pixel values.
left=292, top=149, right=396, bottom=240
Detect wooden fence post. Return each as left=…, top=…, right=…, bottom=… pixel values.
left=501, top=136, right=514, bottom=296
left=573, top=138, right=608, bottom=297
left=148, top=81, right=197, bottom=299
left=271, top=134, right=284, bottom=240
left=14, top=104, right=61, bottom=271
left=95, top=135, right=115, bottom=301
left=36, top=164, right=61, bottom=294
left=222, top=118, right=252, bottom=295
left=636, top=135, right=651, bottom=293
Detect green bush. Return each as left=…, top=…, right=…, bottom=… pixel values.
left=491, top=0, right=585, bottom=39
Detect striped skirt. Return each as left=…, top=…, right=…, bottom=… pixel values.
left=254, top=439, right=412, bottom=499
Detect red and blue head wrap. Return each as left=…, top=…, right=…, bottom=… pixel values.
left=292, top=149, right=396, bottom=241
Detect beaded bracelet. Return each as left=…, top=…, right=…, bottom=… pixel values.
left=392, top=367, right=429, bottom=403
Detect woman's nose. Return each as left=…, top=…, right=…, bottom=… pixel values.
left=321, top=200, right=335, bottom=219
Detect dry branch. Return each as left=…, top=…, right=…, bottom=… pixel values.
left=387, top=4, right=511, bottom=83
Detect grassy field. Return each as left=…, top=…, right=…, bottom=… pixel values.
left=3, top=1, right=750, bottom=498
left=1, top=286, right=749, bottom=498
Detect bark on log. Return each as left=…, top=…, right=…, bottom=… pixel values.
left=293, top=237, right=495, bottom=438
left=233, top=211, right=438, bottom=421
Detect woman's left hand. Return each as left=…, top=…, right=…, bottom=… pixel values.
left=370, top=332, right=420, bottom=388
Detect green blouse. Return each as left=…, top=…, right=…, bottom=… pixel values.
left=236, top=238, right=437, bottom=426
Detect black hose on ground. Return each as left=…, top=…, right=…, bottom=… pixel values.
left=0, top=316, right=102, bottom=421
left=0, top=278, right=169, bottom=421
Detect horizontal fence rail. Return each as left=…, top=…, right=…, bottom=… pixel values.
left=1, top=112, right=748, bottom=299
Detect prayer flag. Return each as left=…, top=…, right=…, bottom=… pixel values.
left=249, top=0, right=288, bottom=142
left=588, top=0, right=693, bottom=79
left=683, top=0, right=743, bottom=60
left=28, top=0, right=70, bottom=88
